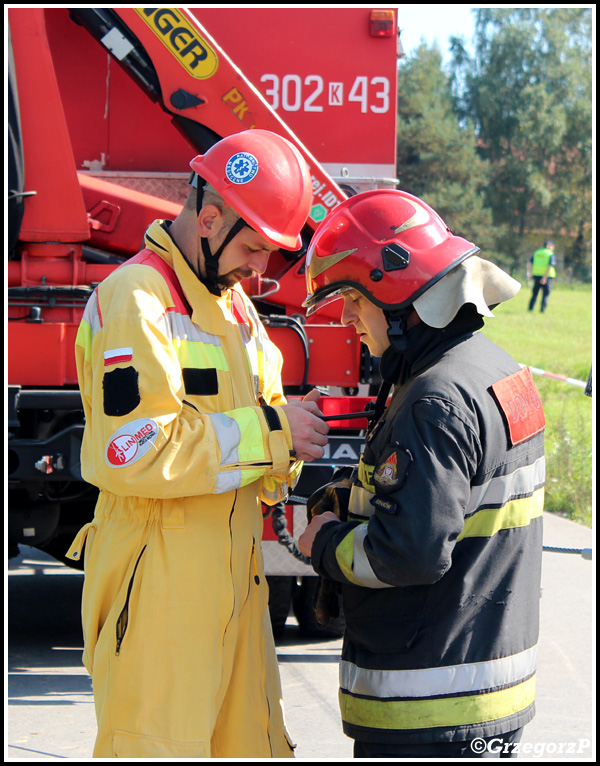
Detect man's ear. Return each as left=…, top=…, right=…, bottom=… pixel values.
left=197, top=204, right=223, bottom=237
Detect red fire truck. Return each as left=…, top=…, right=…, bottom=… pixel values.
left=7, top=7, right=400, bottom=634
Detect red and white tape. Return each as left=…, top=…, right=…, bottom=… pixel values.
left=520, top=364, right=587, bottom=389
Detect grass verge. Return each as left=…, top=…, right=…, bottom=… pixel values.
left=482, top=282, right=593, bottom=526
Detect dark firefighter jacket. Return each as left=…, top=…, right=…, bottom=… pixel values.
left=311, top=316, right=545, bottom=745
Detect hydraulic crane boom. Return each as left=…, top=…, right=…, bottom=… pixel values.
left=69, top=7, right=347, bottom=233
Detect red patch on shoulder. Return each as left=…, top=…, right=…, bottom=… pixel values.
left=492, top=367, right=546, bottom=445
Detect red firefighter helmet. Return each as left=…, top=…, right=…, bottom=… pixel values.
left=190, top=129, right=313, bottom=250
left=303, top=189, right=479, bottom=316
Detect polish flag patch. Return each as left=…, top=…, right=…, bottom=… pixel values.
left=104, top=347, right=133, bottom=366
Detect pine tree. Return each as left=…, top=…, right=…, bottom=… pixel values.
left=396, top=46, right=501, bottom=265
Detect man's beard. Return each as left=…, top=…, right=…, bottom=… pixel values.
left=217, top=267, right=254, bottom=289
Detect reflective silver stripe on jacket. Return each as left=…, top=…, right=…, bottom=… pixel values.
left=352, top=525, right=394, bottom=588
left=207, top=413, right=246, bottom=494
left=208, top=413, right=241, bottom=466
left=263, top=482, right=289, bottom=503
left=349, top=484, right=376, bottom=519
left=467, top=456, right=546, bottom=515
left=215, top=470, right=243, bottom=494
left=167, top=311, right=223, bottom=347
left=82, top=291, right=102, bottom=335
left=340, top=645, right=538, bottom=698
left=237, top=323, right=260, bottom=399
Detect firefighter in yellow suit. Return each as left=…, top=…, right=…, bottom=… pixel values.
left=67, top=130, right=329, bottom=758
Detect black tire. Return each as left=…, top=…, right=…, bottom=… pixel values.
left=292, top=576, right=346, bottom=638
left=266, top=576, right=293, bottom=637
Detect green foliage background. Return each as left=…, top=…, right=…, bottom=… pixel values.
left=394, top=8, right=594, bottom=525
left=396, top=7, right=593, bottom=279
left=481, top=283, right=593, bottom=525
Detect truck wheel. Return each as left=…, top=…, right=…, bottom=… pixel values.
left=292, top=577, right=346, bottom=638
left=266, top=576, right=293, bottom=637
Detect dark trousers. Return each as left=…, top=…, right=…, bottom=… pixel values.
left=353, top=728, right=523, bottom=759
left=528, top=277, right=553, bottom=312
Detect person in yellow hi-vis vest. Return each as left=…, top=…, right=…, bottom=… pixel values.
left=527, top=240, right=557, bottom=312
left=66, top=130, right=329, bottom=759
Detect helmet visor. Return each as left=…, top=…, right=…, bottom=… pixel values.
left=303, top=285, right=354, bottom=316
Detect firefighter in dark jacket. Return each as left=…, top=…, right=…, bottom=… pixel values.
left=299, top=189, right=545, bottom=759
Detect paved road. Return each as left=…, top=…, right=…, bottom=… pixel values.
left=6, top=512, right=594, bottom=761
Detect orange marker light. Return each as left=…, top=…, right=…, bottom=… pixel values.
left=369, top=10, right=396, bottom=38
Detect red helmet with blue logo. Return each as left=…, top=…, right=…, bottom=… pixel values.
left=190, top=129, right=313, bottom=250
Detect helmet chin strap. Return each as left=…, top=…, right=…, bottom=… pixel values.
left=200, top=217, right=247, bottom=296
left=192, top=173, right=249, bottom=296
left=385, top=308, right=411, bottom=354
left=367, top=308, right=412, bottom=428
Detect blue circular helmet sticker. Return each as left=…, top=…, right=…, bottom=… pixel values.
left=225, top=152, right=259, bottom=184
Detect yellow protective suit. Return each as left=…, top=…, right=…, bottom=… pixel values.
left=67, top=220, right=299, bottom=758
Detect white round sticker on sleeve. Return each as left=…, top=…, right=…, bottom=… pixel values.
left=105, top=418, right=159, bottom=467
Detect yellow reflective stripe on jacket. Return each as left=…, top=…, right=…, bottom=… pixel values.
left=243, top=331, right=260, bottom=397
left=262, top=460, right=302, bottom=505
left=339, top=675, right=536, bottom=731
left=206, top=408, right=297, bottom=495
left=467, top=457, right=545, bottom=514
left=336, top=487, right=543, bottom=588
left=458, top=488, right=544, bottom=541
left=169, top=315, right=229, bottom=371
left=335, top=526, right=361, bottom=584
left=212, top=409, right=265, bottom=465
left=335, top=523, right=385, bottom=588
left=262, top=478, right=288, bottom=504
left=256, top=342, right=281, bottom=402
left=336, top=524, right=393, bottom=589
left=76, top=319, right=93, bottom=364
left=176, top=340, right=228, bottom=372
left=76, top=290, right=102, bottom=363
left=207, top=410, right=270, bottom=494
left=234, top=299, right=283, bottom=402
left=357, top=461, right=375, bottom=492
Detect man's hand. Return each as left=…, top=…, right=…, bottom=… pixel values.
left=281, top=389, right=329, bottom=462
left=298, top=511, right=343, bottom=626
left=298, top=511, right=340, bottom=558
left=301, top=473, right=351, bottom=557
left=300, top=471, right=351, bottom=626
